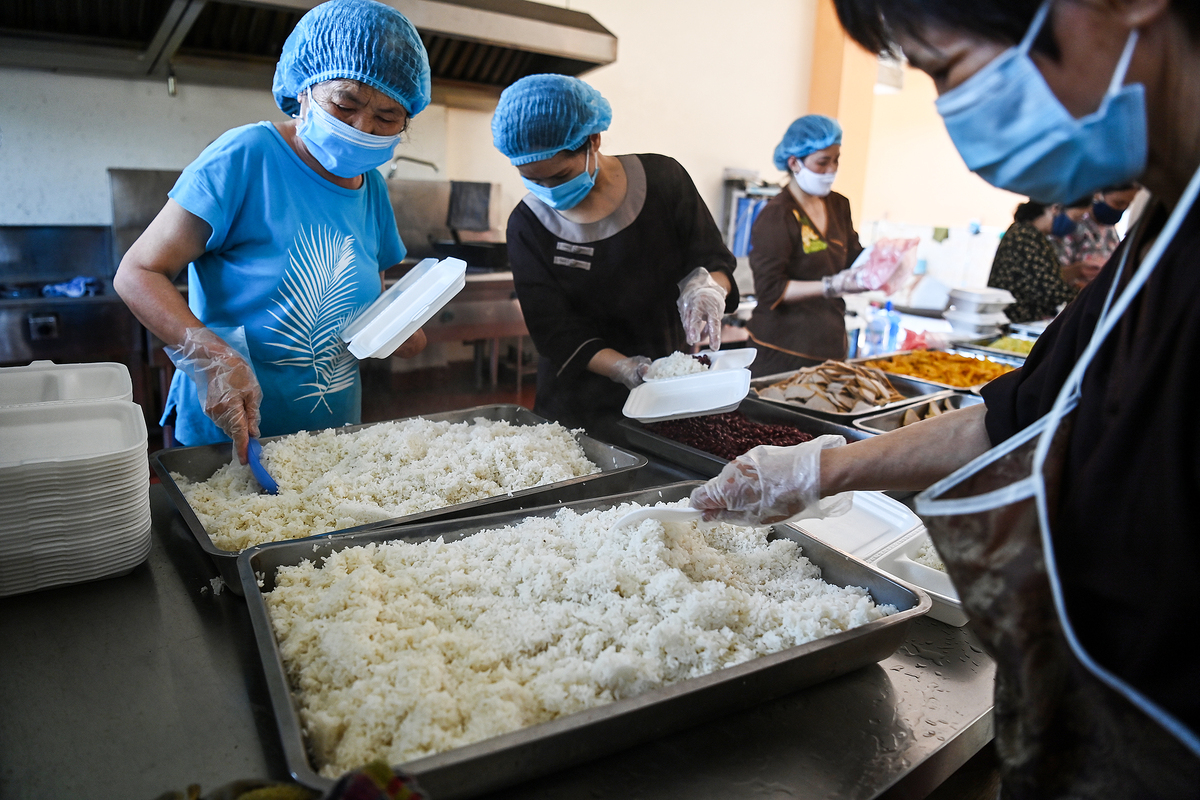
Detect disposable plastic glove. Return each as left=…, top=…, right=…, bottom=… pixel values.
left=823, top=237, right=920, bottom=297
left=677, top=267, right=728, bottom=351
left=164, top=327, right=263, bottom=465
left=610, top=355, right=652, bottom=389
left=689, top=436, right=852, bottom=525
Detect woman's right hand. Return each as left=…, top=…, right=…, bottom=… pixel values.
left=166, top=327, right=263, bottom=464
left=689, top=436, right=850, bottom=525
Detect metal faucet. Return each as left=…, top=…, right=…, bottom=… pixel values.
left=386, top=155, right=439, bottom=180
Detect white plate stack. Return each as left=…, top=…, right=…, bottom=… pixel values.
left=0, top=362, right=151, bottom=597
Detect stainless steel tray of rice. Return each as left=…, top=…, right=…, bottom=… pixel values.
left=618, top=396, right=870, bottom=478
left=151, top=404, right=646, bottom=594
left=237, top=482, right=930, bottom=799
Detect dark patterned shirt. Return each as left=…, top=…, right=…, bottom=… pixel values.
left=987, top=221, right=1077, bottom=323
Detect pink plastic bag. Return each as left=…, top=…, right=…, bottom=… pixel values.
left=855, top=237, right=920, bottom=294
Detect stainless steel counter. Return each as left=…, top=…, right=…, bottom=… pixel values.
left=0, top=459, right=994, bottom=800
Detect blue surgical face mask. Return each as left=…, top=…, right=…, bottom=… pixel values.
left=522, top=147, right=597, bottom=210
left=1092, top=199, right=1125, bottom=225
left=297, top=88, right=403, bottom=179
left=1051, top=211, right=1078, bottom=237
left=935, top=0, right=1147, bottom=204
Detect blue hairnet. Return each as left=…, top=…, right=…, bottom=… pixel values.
left=772, top=115, right=843, bottom=170
left=272, top=0, right=431, bottom=118
left=491, top=74, right=612, bottom=165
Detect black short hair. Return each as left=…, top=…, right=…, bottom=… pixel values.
left=832, top=0, right=1199, bottom=56
left=1101, top=181, right=1138, bottom=193
left=1065, top=195, right=1093, bottom=210
left=1014, top=200, right=1047, bottom=223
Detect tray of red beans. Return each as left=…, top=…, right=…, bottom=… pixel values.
left=618, top=397, right=869, bottom=478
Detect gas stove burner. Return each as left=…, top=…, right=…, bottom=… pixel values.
left=0, top=283, right=42, bottom=300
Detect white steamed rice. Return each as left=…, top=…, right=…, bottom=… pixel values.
left=644, top=351, right=710, bottom=380
left=173, top=417, right=599, bottom=551
left=914, top=539, right=946, bottom=572
left=265, top=502, right=896, bottom=775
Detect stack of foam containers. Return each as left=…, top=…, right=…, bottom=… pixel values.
left=0, top=361, right=152, bottom=597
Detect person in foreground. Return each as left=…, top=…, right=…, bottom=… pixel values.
left=987, top=200, right=1079, bottom=322
left=491, top=74, right=738, bottom=442
left=692, top=0, right=1200, bottom=797
left=114, top=0, right=430, bottom=464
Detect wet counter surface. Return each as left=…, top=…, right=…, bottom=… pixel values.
left=0, top=459, right=994, bottom=800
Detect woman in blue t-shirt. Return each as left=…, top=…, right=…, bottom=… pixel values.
left=115, top=0, right=430, bottom=463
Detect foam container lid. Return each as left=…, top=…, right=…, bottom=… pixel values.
left=623, top=368, right=751, bottom=422
left=790, top=492, right=967, bottom=626
left=341, top=257, right=467, bottom=359
left=0, top=400, right=148, bottom=470
left=949, top=287, right=1014, bottom=305
left=943, top=309, right=1011, bottom=325
left=0, top=361, right=133, bottom=407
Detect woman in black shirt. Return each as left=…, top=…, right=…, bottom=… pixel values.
left=987, top=200, right=1077, bottom=323
left=491, top=74, right=738, bottom=442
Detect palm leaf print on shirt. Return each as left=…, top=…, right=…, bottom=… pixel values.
left=264, top=225, right=361, bottom=412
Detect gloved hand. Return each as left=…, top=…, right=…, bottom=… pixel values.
left=689, top=436, right=852, bottom=525
left=610, top=355, right=652, bottom=389
left=823, top=237, right=919, bottom=298
left=677, top=267, right=728, bottom=351
left=164, top=327, right=263, bottom=465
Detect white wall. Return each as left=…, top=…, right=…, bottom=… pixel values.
left=474, top=0, right=818, bottom=222
left=1, top=0, right=814, bottom=233
left=0, top=66, right=448, bottom=225
left=860, top=66, right=1024, bottom=230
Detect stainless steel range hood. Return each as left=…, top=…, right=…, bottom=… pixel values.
left=0, top=0, right=616, bottom=109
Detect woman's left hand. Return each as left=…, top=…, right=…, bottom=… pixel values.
left=390, top=328, right=427, bottom=358
left=677, top=267, right=728, bottom=350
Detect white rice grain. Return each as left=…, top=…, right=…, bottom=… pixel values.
left=173, top=418, right=599, bottom=551
left=265, top=502, right=897, bottom=776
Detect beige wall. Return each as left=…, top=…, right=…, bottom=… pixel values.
left=443, top=0, right=820, bottom=230
left=860, top=66, right=1024, bottom=230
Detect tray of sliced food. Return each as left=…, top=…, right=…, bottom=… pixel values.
left=238, top=482, right=929, bottom=798
left=749, top=360, right=946, bottom=422
left=619, top=397, right=869, bottom=477
left=855, top=349, right=1020, bottom=392
left=151, top=404, right=646, bottom=594
left=852, top=393, right=985, bottom=435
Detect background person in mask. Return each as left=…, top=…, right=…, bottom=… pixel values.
left=744, top=115, right=870, bottom=372
left=492, top=74, right=738, bottom=443
left=114, top=0, right=430, bottom=463
left=987, top=200, right=1079, bottom=322
left=691, top=0, right=1200, bottom=796
left=1053, top=182, right=1142, bottom=287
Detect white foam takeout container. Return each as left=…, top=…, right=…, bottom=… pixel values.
left=623, top=368, right=752, bottom=423
left=340, top=257, right=467, bottom=359
left=0, top=361, right=133, bottom=407
left=0, top=399, right=147, bottom=473
left=947, top=287, right=1015, bottom=315
left=790, top=492, right=967, bottom=626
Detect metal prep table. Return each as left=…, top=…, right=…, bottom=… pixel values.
left=0, top=458, right=994, bottom=800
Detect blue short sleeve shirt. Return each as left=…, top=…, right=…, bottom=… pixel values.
left=163, top=121, right=405, bottom=446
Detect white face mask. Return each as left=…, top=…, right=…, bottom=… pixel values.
left=794, top=164, right=837, bottom=197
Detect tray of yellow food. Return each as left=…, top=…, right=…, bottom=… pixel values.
left=955, top=334, right=1037, bottom=360
left=855, top=350, right=1019, bottom=392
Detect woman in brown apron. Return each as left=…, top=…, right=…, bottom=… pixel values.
left=745, top=115, right=868, bottom=373
left=692, top=0, right=1200, bottom=796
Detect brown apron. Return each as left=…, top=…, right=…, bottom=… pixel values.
left=919, top=413, right=1200, bottom=799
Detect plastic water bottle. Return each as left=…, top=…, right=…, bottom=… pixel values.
left=864, top=306, right=887, bottom=356
left=884, top=301, right=902, bottom=352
